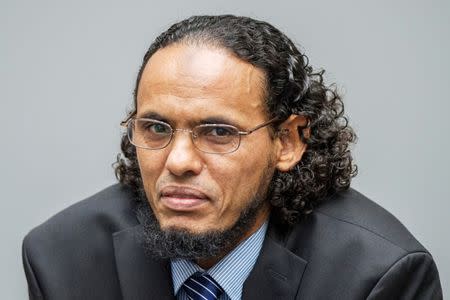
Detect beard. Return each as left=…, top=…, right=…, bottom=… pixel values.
left=135, top=165, right=274, bottom=261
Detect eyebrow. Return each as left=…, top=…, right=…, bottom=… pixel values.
left=137, top=111, right=241, bottom=128
left=199, top=117, right=240, bottom=128
left=137, top=111, right=169, bottom=122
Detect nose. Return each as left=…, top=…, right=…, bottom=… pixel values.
left=164, top=130, right=203, bottom=177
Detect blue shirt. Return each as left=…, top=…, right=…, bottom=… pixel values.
left=171, top=221, right=268, bottom=300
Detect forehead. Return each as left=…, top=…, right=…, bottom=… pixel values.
left=136, top=43, right=268, bottom=123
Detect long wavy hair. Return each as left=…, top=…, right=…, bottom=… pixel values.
left=114, top=15, right=357, bottom=226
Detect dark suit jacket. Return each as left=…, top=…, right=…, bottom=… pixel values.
left=22, top=184, right=442, bottom=299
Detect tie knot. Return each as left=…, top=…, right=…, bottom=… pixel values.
left=182, top=271, right=224, bottom=300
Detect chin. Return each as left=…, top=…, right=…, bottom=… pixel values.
left=136, top=198, right=263, bottom=260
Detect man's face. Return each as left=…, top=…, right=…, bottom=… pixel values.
left=135, top=43, right=277, bottom=238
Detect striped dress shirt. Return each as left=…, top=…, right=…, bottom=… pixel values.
left=171, top=221, right=268, bottom=300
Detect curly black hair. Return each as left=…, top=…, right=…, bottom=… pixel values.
left=114, top=15, right=357, bottom=226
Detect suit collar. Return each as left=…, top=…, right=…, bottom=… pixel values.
left=242, top=222, right=308, bottom=300
left=113, top=224, right=175, bottom=300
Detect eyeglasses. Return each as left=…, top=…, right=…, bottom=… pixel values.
left=121, top=117, right=279, bottom=154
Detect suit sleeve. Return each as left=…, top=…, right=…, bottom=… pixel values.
left=22, top=236, right=44, bottom=300
left=367, top=252, right=443, bottom=300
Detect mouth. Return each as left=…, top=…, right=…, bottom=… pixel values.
left=159, top=186, right=210, bottom=211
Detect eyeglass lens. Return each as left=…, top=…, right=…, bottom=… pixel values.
left=128, top=119, right=241, bottom=153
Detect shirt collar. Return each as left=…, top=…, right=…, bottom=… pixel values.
left=171, top=221, right=268, bottom=300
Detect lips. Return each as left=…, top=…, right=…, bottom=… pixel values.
left=160, top=186, right=210, bottom=211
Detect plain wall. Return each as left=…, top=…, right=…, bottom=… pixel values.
left=2, top=0, right=449, bottom=298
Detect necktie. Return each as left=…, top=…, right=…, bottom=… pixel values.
left=182, top=271, right=224, bottom=300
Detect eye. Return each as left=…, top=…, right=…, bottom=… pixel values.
left=204, top=126, right=236, bottom=137
left=150, top=123, right=170, bottom=134
left=138, top=120, right=171, bottom=135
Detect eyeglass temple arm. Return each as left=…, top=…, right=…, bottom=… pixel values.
left=120, top=111, right=137, bottom=127
left=239, top=116, right=311, bottom=135
left=238, top=117, right=280, bottom=135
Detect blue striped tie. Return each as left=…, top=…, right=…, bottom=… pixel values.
left=182, top=271, right=224, bottom=300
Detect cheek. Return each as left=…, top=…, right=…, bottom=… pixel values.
left=208, top=152, right=271, bottom=212
left=136, top=149, right=165, bottom=192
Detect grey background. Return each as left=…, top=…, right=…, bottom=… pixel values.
left=2, top=0, right=449, bottom=298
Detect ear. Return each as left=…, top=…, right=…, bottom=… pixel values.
left=275, top=115, right=310, bottom=172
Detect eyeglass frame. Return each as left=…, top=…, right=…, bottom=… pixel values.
left=120, top=113, right=281, bottom=154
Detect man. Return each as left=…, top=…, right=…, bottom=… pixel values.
left=23, top=15, right=442, bottom=299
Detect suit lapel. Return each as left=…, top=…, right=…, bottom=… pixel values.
left=113, top=224, right=175, bottom=300
left=242, top=225, right=308, bottom=300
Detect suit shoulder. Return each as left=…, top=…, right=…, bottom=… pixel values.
left=22, top=184, right=136, bottom=298
left=280, top=189, right=438, bottom=298
left=314, top=188, right=426, bottom=253
left=23, top=184, right=138, bottom=250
